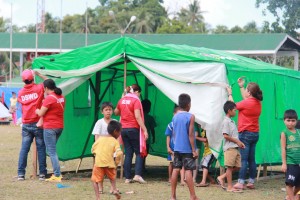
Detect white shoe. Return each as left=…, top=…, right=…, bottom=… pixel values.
left=133, top=176, right=146, bottom=184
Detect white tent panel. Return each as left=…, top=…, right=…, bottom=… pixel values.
left=0, top=103, right=11, bottom=118
left=131, top=57, right=228, bottom=157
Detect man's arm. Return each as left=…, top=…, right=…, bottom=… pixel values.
left=34, top=71, right=48, bottom=81
left=280, top=132, right=287, bottom=172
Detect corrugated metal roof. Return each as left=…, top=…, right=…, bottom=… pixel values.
left=0, top=33, right=299, bottom=54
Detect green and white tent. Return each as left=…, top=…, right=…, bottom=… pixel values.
left=33, top=37, right=300, bottom=165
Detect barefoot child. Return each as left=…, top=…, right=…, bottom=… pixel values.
left=281, top=109, right=300, bottom=200
left=165, top=106, right=185, bottom=184
left=91, top=121, right=123, bottom=200
left=217, top=101, right=245, bottom=192
left=196, top=128, right=216, bottom=187
left=170, top=94, right=199, bottom=200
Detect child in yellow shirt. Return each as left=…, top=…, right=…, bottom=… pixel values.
left=91, top=120, right=123, bottom=200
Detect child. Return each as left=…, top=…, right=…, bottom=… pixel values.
left=92, top=102, right=115, bottom=141
left=91, top=120, right=123, bottom=200
left=281, top=109, right=300, bottom=200
left=165, top=105, right=185, bottom=184
left=142, top=99, right=157, bottom=173
left=195, top=128, right=216, bottom=187
left=170, top=94, right=199, bottom=200
left=217, top=101, right=245, bottom=192
left=9, top=92, right=18, bottom=125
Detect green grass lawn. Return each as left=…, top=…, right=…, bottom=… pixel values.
left=0, top=125, right=286, bottom=200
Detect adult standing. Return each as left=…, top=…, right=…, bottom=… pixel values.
left=114, top=84, right=148, bottom=184
left=17, top=69, right=48, bottom=181
left=36, top=79, right=65, bottom=182
left=227, top=78, right=263, bottom=190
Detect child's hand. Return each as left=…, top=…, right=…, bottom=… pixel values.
left=281, top=163, right=287, bottom=173
left=192, top=151, right=198, bottom=159
left=167, top=147, right=173, bottom=155
left=237, top=141, right=245, bottom=149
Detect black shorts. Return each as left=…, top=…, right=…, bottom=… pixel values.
left=173, top=152, right=196, bottom=171
left=285, top=164, right=300, bottom=187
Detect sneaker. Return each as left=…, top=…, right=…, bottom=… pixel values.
left=133, top=176, right=147, bottom=184
left=45, top=174, right=62, bottom=182
left=39, top=174, right=46, bottom=181
left=17, top=175, right=25, bottom=181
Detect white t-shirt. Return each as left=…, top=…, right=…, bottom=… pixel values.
left=92, top=118, right=116, bottom=136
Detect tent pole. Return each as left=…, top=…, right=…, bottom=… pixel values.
left=132, top=71, right=143, bottom=100
left=123, top=54, right=127, bottom=90
left=76, top=70, right=118, bottom=172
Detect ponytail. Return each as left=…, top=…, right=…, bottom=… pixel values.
left=54, top=87, right=62, bottom=95
left=43, top=79, right=62, bottom=95
left=247, top=82, right=263, bottom=101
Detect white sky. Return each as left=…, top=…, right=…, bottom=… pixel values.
left=0, top=0, right=276, bottom=29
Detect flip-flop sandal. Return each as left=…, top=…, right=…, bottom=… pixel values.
left=110, top=189, right=121, bottom=194
left=216, top=178, right=226, bottom=190
left=227, top=189, right=243, bottom=193
left=112, top=191, right=121, bottom=199
left=246, top=184, right=255, bottom=189
left=99, top=191, right=104, bottom=194
left=196, top=183, right=209, bottom=187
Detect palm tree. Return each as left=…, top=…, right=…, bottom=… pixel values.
left=178, top=0, right=206, bottom=32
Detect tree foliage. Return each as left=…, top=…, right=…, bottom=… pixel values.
left=256, top=0, right=300, bottom=37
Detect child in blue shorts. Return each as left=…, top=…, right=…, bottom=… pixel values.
left=281, top=109, right=300, bottom=200
left=170, top=94, right=199, bottom=200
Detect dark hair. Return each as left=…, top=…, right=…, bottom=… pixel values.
left=43, top=79, right=62, bottom=95
left=223, top=101, right=236, bottom=114
left=284, top=109, right=298, bottom=120
left=101, top=102, right=113, bottom=111
left=178, top=93, right=191, bottom=109
left=173, top=105, right=180, bottom=113
left=12, top=92, right=16, bottom=95
left=24, top=80, right=33, bottom=85
left=247, top=82, right=263, bottom=101
left=107, top=120, right=122, bottom=139
left=125, top=84, right=141, bottom=93
left=142, top=99, right=151, bottom=113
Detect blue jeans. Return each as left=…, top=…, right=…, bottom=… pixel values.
left=238, top=131, right=259, bottom=184
left=18, top=123, right=47, bottom=176
left=121, top=128, right=144, bottom=179
left=44, top=128, right=63, bottom=177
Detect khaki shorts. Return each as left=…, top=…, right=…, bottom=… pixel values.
left=224, top=148, right=241, bottom=168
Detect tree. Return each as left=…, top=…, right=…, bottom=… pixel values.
left=0, top=17, right=9, bottom=32
left=230, top=25, right=244, bottom=33
left=178, top=0, right=206, bottom=33
left=156, top=19, right=194, bottom=33
left=243, top=21, right=259, bottom=33
left=256, top=0, right=300, bottom=36
left=213, top=25, right=229, bottom=34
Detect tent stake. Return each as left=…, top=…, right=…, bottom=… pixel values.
left=76, top=158, right=82, bottom=173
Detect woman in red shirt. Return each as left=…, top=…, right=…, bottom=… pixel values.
left=36, top=79, right=65, bottom=182
left=227, top=78, right=263, bottom=190
left=114, top=84, right=148, bottom=184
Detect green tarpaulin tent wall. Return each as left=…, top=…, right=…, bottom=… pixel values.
left=33, top=37, right=300, bottom=165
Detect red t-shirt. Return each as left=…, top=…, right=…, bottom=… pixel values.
left=236, top=97, right=262, bottom=133
left=18, top=83, right=44, bottom=124
left=42, top=92, right=65, bottom=129
left=117, top=96, right=142, bottom=129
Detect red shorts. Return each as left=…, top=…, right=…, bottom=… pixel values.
left=91, top=166, right=116, bottom=183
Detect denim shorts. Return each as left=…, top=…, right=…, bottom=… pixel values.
left=173, top=152, right=196, bottom=170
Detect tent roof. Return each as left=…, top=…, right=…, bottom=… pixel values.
left=0, top=33, right=299, bottom=55
left=32, top=37, right=300, bottom=79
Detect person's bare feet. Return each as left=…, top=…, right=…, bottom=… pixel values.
left=216, top=176, right=225, bottom=190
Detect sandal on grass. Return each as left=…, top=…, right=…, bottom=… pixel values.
left=216, top=178, right=226, bottom=190
left=99, top=190, right=104, bottom=194
left=110, top=189, right=121, bottom=195
left=227, top=189, right=243, bottom=193
left=196, top=183, right=209, bottom=187
left=112, top=191, right=121, bottom=199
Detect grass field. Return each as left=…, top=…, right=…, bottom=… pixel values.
left=0, top=125, right=286, bottom=200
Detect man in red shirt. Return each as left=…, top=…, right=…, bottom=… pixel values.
left=17, top=69, right=48, bottom=181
